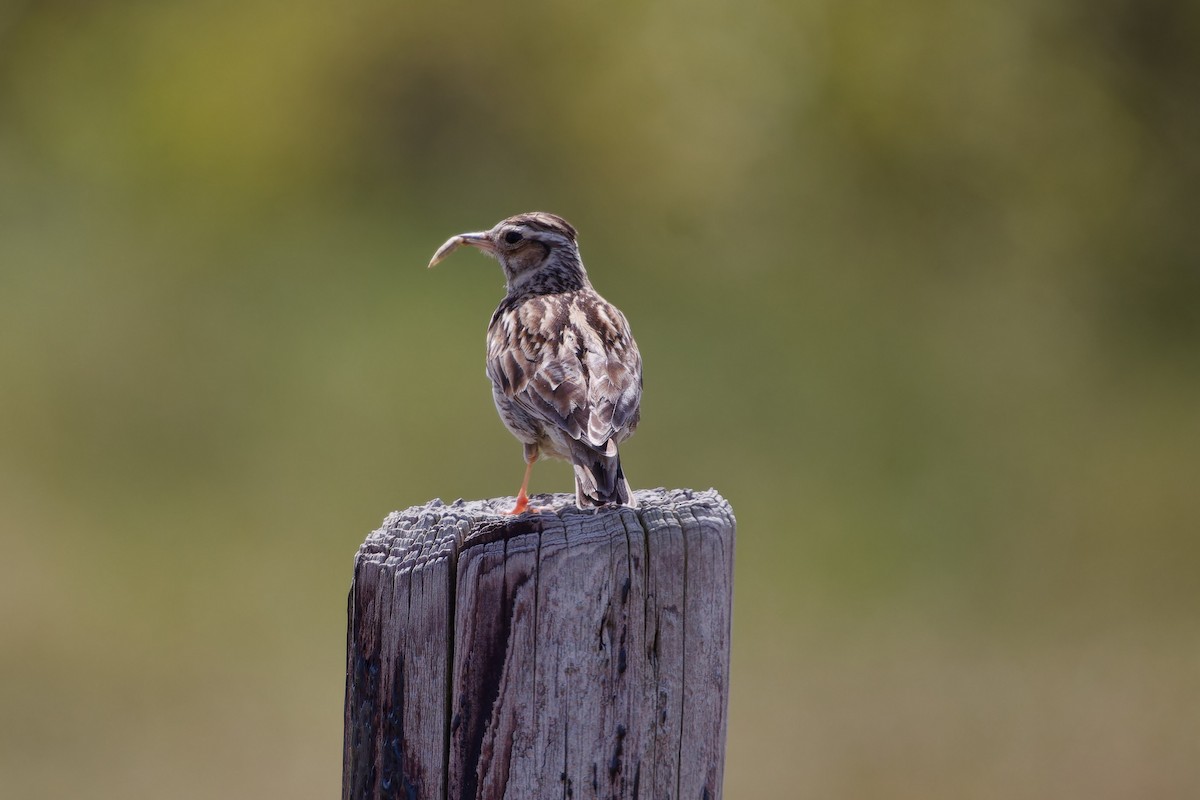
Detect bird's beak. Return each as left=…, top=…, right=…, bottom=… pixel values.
left=427, top=231, right=495, bottom=268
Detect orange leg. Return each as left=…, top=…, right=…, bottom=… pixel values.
left=505, top=457, right=536, bottom=515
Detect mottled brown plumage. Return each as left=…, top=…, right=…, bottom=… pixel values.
left=429, top=212, right=642, bottom=513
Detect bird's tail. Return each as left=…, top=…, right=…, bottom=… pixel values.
left=573, top=452, right=634, bottom=509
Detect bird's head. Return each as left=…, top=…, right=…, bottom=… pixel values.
left=428, top=212, right=586, bottom=294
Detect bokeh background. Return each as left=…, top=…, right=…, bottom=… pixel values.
left=2, top=1, right=1198, bottom=797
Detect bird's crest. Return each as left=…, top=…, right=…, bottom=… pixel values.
left=505, top=212, right=578, bottom=242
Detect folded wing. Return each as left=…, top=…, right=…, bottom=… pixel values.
left=487, top=291, right=642, bottom=456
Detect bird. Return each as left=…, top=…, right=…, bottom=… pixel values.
left=428, top=212, right=642, bottom=514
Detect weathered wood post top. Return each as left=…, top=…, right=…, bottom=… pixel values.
left=344, top=487, right=736, bottom=800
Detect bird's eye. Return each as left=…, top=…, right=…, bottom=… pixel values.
left=504, top=231, right=523, bottom=244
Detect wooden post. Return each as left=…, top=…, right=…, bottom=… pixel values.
left=343, top=488, right=735, bottom=800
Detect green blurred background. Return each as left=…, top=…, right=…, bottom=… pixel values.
left=2, top=0, right=1198, bottom=797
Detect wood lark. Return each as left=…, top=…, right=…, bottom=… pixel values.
left=428, top=212, right=642, bottom=514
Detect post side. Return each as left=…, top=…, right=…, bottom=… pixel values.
left=344, top=488, right=735, bottom=800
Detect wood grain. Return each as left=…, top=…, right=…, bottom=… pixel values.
left=344, top=488, right=735, bottom=800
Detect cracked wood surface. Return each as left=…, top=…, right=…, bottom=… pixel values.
left=344, top=488, right=735, bottom=800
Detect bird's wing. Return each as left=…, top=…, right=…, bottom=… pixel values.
left=487, top=292, right=641, bottom=454
left=577, top=299, right=641, bottom=452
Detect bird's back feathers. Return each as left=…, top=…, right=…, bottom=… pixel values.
left=487, top=287, right=642, bottom=506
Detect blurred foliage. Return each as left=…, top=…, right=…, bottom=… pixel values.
left=1, top=0, right=1198, bottom=797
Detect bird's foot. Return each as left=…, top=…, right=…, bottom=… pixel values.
left=504, top=505, right=546, bottom=515
left=503, top=488, right=541, bottom=515
left=504, top=506, right=546, bottom=515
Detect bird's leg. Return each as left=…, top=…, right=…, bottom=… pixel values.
left=507, top=461, right=534, bottom=515
left=505, top=445, right=539, bottom=515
